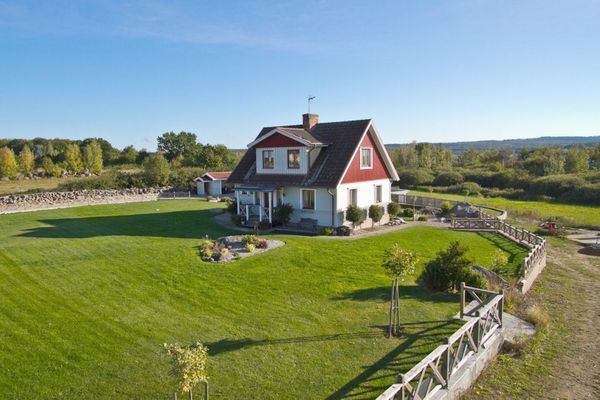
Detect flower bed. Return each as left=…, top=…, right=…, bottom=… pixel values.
left=199, top=235, right=284, bottom=263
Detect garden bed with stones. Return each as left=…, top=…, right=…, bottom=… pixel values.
left=199, top=235, right=285, bottom=263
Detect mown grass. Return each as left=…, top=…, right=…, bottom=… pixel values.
left=0, top=200, right=525, bottom=399
left=408, top=190, right=600, bottom=227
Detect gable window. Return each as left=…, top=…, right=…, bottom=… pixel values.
left=301, top=189, right=315, bottom=210
left=360, top=147, right=373, bottom=169
left=348, top=188, right=358, bottom=206
left=288, top=149, right=300, bottom=169
left=262, top=150, right=274, bottom=169
left=375, top=185, right=382, bottom=203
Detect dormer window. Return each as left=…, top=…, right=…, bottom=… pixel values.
left=262, top=150, right=274, bottom=169
left=288, top=149, right=300, bottom=169
left=360, top=147, right=373, bottom=169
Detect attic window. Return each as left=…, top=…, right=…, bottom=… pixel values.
left=288, top=149, right=300, bottom=169
left=263, top=150, right=274, bottom=169
left=360, top=147, right=373, bottom=169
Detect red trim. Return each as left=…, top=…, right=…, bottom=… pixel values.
left=255, top=132, right=305, bottom=148
left=341, top=130, right=392, bottom=184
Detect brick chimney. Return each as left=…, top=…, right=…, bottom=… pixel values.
left=302, top=113, right=319, bottom=130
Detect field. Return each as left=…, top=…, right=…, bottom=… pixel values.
left=408, top=190, right=600, bottom=227
left=0, top=175, right=98, bottom=195
left=0, top=200, right=525, bottom=399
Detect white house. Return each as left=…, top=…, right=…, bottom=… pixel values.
left=195, top=172, right=231, bottom=196
left=227, top=114, right=399, bottom=228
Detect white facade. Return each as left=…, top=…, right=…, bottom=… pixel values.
left=255, top=147, right=308, bottom=175
left=335, top=179, right=392, bottom=227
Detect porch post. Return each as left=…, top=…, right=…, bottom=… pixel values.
left=268, top=191, right=273, bottom=224
left=259, top=192, right=263, bottom=222
left=235, top=190, right=240, bottom=214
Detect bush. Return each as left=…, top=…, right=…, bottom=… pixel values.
left=368, top=204, right=383, bottom=225
left=245, top=243, right=256, bottom=253
left=529, top=174, right=585, bottom=198
left=273, top=203, right=294, bottom=225
left=403, top=208, right=414, bottom=218
left=257, top=239, right=269, bottom=249
left=397, top=169, right=434, bottom=187
left=417, top=215, right=428, bottom=222
left=143, top=153, right=170, bottom=186
left=387, top=202, right=401, bottom=217
left=319, top=227, right=335, bottom=236
left=241, top=235, right=260, bottom=246
left=440, top=201, right=452, bottom=215
left=459, top=181, right=482, bottom=196
left=226, top=199, right=238, bottom=214
left=345, top=205, right=364, bottom=228
left=421, top=241, right=485, bottom=292
left=433, top=171, right=464, bottom=186
left=41, top=156, right=61, bottom=177
left=168, top=167, right=204, bottom=190
left=231, top=214, right=242, bottom=226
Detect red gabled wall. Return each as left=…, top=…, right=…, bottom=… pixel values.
left=255, top=133, right=305, bottom=148
left=341, top=129, right=392, bottom=184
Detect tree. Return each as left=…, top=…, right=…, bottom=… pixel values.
left=157, top=131, right=198, bottom=162
left=0, top=147, right=18, bottom=179
left=64, top=143, right=84, bottom=173
left=491, top=249, right=508, bottom=275
left=143, top=153, right=170, bottom=185
left=564, top=147, right=589, bottom=173
left=83, top=140, right=103, bottom=174
left=41, top=156, right=61, bottom=177
left=368, top=204, right=383, bottom=227
left=164, top=341, right=209, bottom=400
left=18, top=145, right=35, bottom=175
left=119, top=145, right=139, bottom=164
left=345, top=205, right=364, bottom=229
left=382, top=244, right=418, bottom=337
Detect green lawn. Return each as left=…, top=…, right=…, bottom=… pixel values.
left=409, top=190, right=600, bottom=227
left=0, top=200, right=525, bottom=399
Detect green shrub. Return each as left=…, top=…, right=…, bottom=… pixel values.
left=387, top=202, right=401, bottom=217
left=397, top=169, right=434, bottom=187
left=241, top=235, right=260, bottom=246
left=417, top=215, right=428, bottom=222
left=433, top=171, right=464, bottom=186
left=273, top=203, right=294, bottom=225
left=319, top=227, right=335, bottom=236
left=226, top=199, right=238, bottom=214
left=345, top=205, right=364, bottom=228
left=440, top=201, right=452, bottom=215
left=403, top=208, right=414, bottom=218
left=421, top=241, right=486, bottom=292
left=368, top=204, right=383, bottom=225
left=245, top=243, right=256, bottom=253
left=143, top=153, right=170, bottom=186
left=41, top=156, right=61, bottom=177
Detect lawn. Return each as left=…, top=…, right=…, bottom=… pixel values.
left=409, top=190, right=600, bottom=227
left=0, top=200, right=525, bottom=399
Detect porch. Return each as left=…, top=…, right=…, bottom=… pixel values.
left=234, top=185, right=281, bottom=225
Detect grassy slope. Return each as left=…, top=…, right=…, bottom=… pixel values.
left=409, top=190, right=600, bottom=227
left=0, top=201, right=524, bottom=399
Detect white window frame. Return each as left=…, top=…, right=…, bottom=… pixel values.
left=375, top=185, right=382, bottom=203
left=300, top=189, right=316, bottom=211
left=262, top=149, right=274, bottom=169
left=348, top=188, right=358, bottom=207
left=287, top=149, right=301, bottom=170
left=360, top=147, right=373, bottom=169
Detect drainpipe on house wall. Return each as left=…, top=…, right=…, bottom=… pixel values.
left=327, top=188, right=336, bottom=227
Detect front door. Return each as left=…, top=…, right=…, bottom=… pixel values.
left=263, top=192, right=270, bottom=210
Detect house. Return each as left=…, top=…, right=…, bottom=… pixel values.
left=227, top=114, right=399, bottom=228
left=195, top=172, right=232, bottom=196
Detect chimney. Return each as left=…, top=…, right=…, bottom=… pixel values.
left=302, top=113, right=319, bottom=130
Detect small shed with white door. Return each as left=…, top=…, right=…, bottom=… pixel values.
left=195, top=172, right=232, bottom=196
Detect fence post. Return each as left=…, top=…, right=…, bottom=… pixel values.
left=460, top=282, right=465, bottom=319
left=443, top=338, right=451, bottom=388
left=498, top=289, right=504, bottom=327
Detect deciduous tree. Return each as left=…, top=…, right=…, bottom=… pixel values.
left=83, top=140, right=103, bottom=174
left=64, top=143, right=84, bottom=173
left=0, top=147, right=18, bottom=179
left=18, top=145, right=34, bottom=175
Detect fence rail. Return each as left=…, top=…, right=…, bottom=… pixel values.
left=377, top=286, right=504, bottom=400
left=393, top=194, right=507, bottom=220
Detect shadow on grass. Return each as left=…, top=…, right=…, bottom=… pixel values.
left=325, top=319, right=462, bottom=400
left=18, top=210, right=235, bottom=239
left=331, top=284, right=457, bottom=304
left=476, top=232, right=529, bottom=276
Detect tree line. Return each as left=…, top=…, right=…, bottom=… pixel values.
left=0, top=132, right=240, bottom=184
left=388, top=143, right=600, bottom=205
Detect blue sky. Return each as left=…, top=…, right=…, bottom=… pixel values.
left=1, top=0, right=599, bottom=150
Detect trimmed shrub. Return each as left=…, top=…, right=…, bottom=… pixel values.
left=257, top=239, right=269, bottom=249
left=245, top=243, right=256, bottom=253
left=368, top=204, right=383, bottom=226
left=241, top=235, right=260, bottom=246
left=319, top=227, right=335, bottom=236
left=440, top=201, right=452, bottom=215
left=387, top=202, right=401, bottom=217
left=403, top=208, right=414, bottom=218
left=346, top=205, right=364, bottom=228
left=417, top=215, right=428, bottom=222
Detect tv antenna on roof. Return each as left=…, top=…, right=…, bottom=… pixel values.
left=307, top=95, right=316, bottom=114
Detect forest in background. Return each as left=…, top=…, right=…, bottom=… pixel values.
left=388, top=142, right=600, bottom=205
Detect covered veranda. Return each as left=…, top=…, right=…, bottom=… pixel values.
left=234, top=185, right=280, bottom=224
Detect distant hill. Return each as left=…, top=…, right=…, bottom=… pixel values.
left=387, top=136, right=600, bottom=152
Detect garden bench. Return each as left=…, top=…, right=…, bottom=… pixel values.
left=299, top=218, right=318, bottom=231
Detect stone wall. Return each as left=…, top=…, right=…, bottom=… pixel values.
left=0, top=188, right=166, bottom=214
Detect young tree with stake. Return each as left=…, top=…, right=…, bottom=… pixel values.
left=382, top=244, right=418, bottom=337
left=164, top=341, right=209, bottom=400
